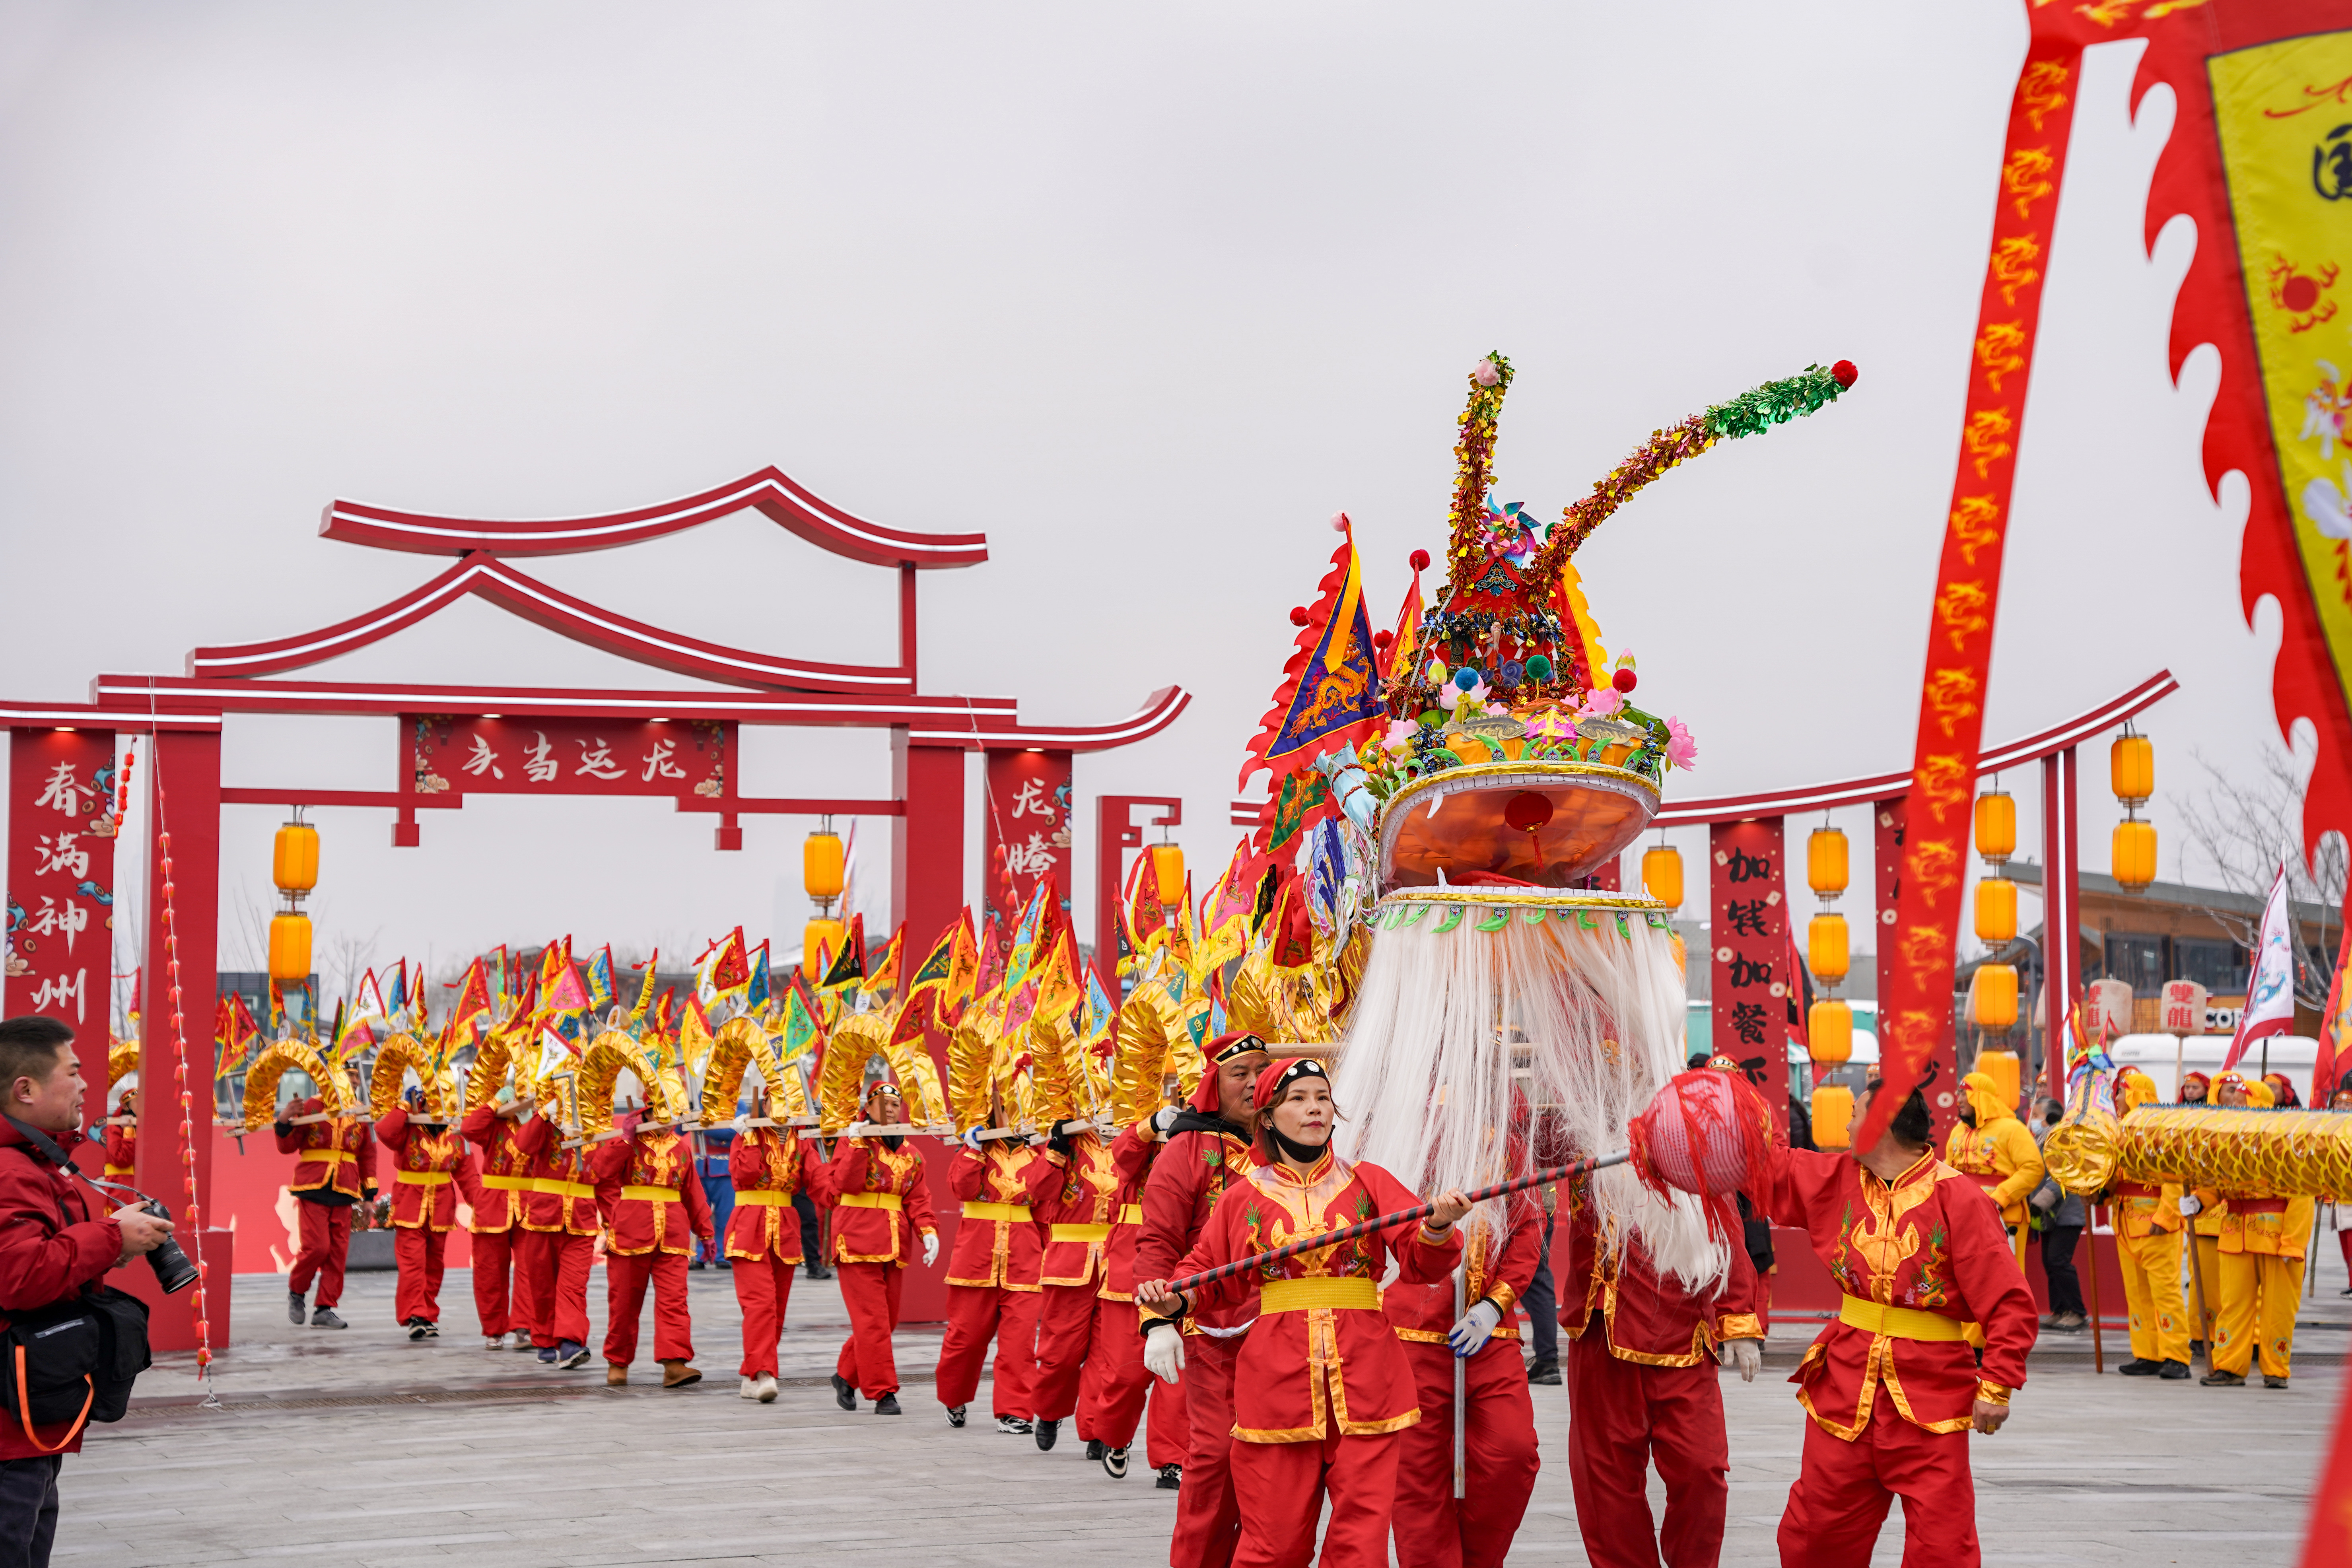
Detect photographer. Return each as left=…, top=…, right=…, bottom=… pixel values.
left=0, top=1016, right=173, bottom=1566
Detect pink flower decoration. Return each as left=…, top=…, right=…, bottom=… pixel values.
left=1383, top=719, right=1421, bottom=752
left=1578, top=687, right=1624, bottom=719
left=1666, top=716, right=1698, bottom=771
left=1472, top=358, right=1501, bottom=388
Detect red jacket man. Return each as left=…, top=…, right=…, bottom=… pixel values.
left=826, top=1082, right=939, bottom=1416
left=1561, top=1177, right=1761, bottom=1568
left=460, top=1094, right=536, bottom=1351
left=590, top=1117, right=713, bottom=1388
left=276, top=1094, right=374, bottom=1330
left=512, top=1110, right=599, bottom=1368
left=1386, top=1189, right=1545, bottom=1568
left=1135, top=1032, right=1269, bottom=1568
left=1024, top=1122, right=1159, bottom=1477
left=726, top=1118, right=826, bottom=1401
left=377, top=1098, right=461, bottom=1338
left=937, top=1136, right=1043, bottom=1432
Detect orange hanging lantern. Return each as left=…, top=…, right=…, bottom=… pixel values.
left=803, top=917, right=845, bottom=980
left=1973, top=791, right=2015, bottom=867
left=1150, top=844, right=1187, bottom=905
left=1974, top=877, right=2018, bottom=944
left=2111, top=733, right=2154, bottom=807
left=804, top=831, right=846, bottom=903
left=1642, top=844, right=1683, bottom=911
left=1808, top=913, right=1849, bottom=985
left=272, top=820, right=319, bottom=893
left=2112, top=820, right=2157, bottom=892
left=1973, top=1048, right=2022, bottom=1115
left=1812, top=1084, right=1855, bottom=1149
left=269, top=913, right=313, bottom=983
left=1969, top=962, right=2019, bottom=1031
left=1806, top=828, right=1848, bottom=899
left=1808, top=998, right=1853, bottom=1065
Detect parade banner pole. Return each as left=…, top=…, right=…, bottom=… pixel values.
left=2084, top=1209, right=2103, bottom=1376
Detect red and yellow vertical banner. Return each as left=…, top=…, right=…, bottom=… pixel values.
left=5, top=729, right=121, bottom=1087
left=1709, top=818, right=1790, bottom=1123
left=984, top=748, right=1073, bottom=949
left=1871, top=43, right=2084, bottom=1147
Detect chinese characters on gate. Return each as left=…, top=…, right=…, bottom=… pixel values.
left=6, top=733, right=119, bottom=1028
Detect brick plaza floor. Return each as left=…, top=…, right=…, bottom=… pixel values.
left=53, top=1245, right=2352, bottom=1566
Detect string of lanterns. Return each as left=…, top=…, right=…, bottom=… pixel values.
left=267, top=810, right=318, bottom=989
left=2112, top=727, right=2156, bottom=892
left=1806, top=824, right=1854, bottom=1148
left=1968, top=789, right=2019, bottom=1034
left=803, top=824, right=846, bottom=978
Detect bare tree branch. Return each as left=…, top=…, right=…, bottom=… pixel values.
left=2173, top=745, right=2346, bottom=1008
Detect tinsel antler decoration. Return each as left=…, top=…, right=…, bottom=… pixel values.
left=1443, top=352, right=1516, bottom=595
left=1526, top=360, right=1858, bottom=591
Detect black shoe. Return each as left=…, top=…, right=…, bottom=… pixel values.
left=2116, top=1358, right=2161, bottom=1377
left=875, top=1393, right=902, bottom=1415
left=1527, top=1358, right=1561, bottom=1386
left=311, top=1308, right=347, bottom=1330
left=689, top=1259, right=705, bottom=1271
left=558, top=1340, right=591, bottom=1369
left=2201, top=1369, right=2245, bottom=1386
left=1103, top=1446, right=1129, bottom=1479
left=422, top=1321, right=439, bottom=1339
left=536, top=1347, right=557, bottom=1365
left=1155, top=1464, right=1182, bottom=1490
left=406, top=1318, right=429, bottom=1341
left=2191, top=1339, right=2209, bottom=1355
left=1086, top=1438, right=1105, bottom=1461
left=2160, top=1360, right=2191, bottom=1380
left=946, top=1405, right=967, bottom=1428
left=831, top=1373, right=857, bottom=1412
left=2265, top=1375, right=2291, bottom=1389
left=805, top=1263, right=834, bottom=1280
left=1035, top=1418, right=1059, bottom=1452
left=996, top=1415, right=1032, bottom=1435
left=288, top=1290, right=307, bottom=1326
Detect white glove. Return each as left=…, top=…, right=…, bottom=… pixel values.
left=1721, top=1338, right=1761, bottom=1383
left=921, top=1233, right=939, bottom=1267
left=1143, top=1322, right=1186, bottom=1385
left=1447, top=1299, right=1502, bottom=1359
left=1151, top=1106, right=1180, bottom=1137
left=961, top=1127, right=984, bottom=1153
left=2177, top=1195, right=2202, bottom=1217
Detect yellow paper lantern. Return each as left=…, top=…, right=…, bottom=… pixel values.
left=1808, top=913, right=1849, bottom=985
left=1974, top=877, right=2017, bottom=944
left=1150, top=844, right=1186, bottom=905
left=2111, top=733, right=2154, bottom=807
left=1812, top=1084, right=1855, bottom=1149
left=1970, top=962, right=2019, bottom=1032
left=1973, top=1048, right=2022, bottom=1115
left=269, top=912, right=312, bottom=983
left=1973, top=791, right=2015, bottom=866
left=803, top=917, right=845, bottom=979
left=2112, top=819, right=2157, bottom=892
left=1809, top=998, right=1853, bottom=1064
left=1642, top=844, right=1683, bottom=910
left=1807, top=828, right=1849, bottom=899
left=803, top=832, right=846, bottom=902
left=272, top=821, right=319, bottom=894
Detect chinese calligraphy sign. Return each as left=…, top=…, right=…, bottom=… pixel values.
left=405, top=717, right=729, bottom=802
left=984, top=748, right=1073, bottom=943
left=6, top=728, right=119, bottom=1031
left=1710, top=817, right=1788, bottom=1128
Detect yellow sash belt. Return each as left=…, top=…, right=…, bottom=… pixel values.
left=306, top=1148, right=354, bottom=1163
left=531, top=1179, right=595, bottom=1199
left=619, top=1185, right=680, bottom=1203
left=962, top=1201, right=1031, bottom=1222
left=1260, top=1277, right=1381, bottom=1313
left=732, top=1191, right=793, bottom=1208
left=838, top=1192, right=902, bottom=1211
left=394, top=1171, right=451, bottom=1186
left=1051, top=1223, right=1112, bottom=1244
left=478, top=1174, right=533, bottom=1191
left=1838, top=1294, right=1974, bottom=1343
left=102, top=1166, right=134, bottom=1178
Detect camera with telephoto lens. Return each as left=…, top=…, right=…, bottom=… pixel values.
left=138, top=1198, right=197, bottom=1294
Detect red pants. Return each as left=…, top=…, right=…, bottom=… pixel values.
left=519, top=1230, right=593, bottom=1347
left=471, top=1226, right=517, bottom=1337
left=835, top=1261, right=906, bottom=1398
left=1230, top=1426, right=1400, bottom=1568
left=733, top=1251, right=798, bottom=1377
left=2339, top=1228, right=2351, bottom=1273
left=290, top=1200, right=351, bottom=1307
left=1036, top=1287, right=1151, bottom=1441
left=1778, top=1405, right=1977, bottom=1568
left=1148, top=1371, right=1190, bottom=1469
left=1171, top=1333, right=1244, bottom=1568
left=392, top=1227, right=447, bottom=1324
left=603, top=1250, right=693, bottom=1366
left=937, top=1282, right=1040, bottom=1415
left=1566, top=1337, right=1728, bottom=1568
left=1393, top=1340, right=1539, bottom=1568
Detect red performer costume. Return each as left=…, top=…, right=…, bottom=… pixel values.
left=938, top=1136, right=1044, bottom=1425
left=1151, top=1059, right=1465, bottom=1568
left=513, top=1109, right=599, bottom=1364
left=1385, top=1187, right=1546, bottom=1568
left=1023, top=1121, right=1157, bottom=1467
left=102, top=1091, right=135, bottom=1181
left=460, top=1097, right=535, bottom=1348
left=276, top=1094, right=374, bottom=1326
left=727, top=1118, right=826, bottom=1398
left=1760, top=1087, right=2038, bottom=1568
left=1560, top=1172, right=1762, bottom=1568
left=590, top=1117, right=713, bottom=1387
left=377, top=1100, right=462, bottom=1335
left=827, top=1088, right=939, bottom=1413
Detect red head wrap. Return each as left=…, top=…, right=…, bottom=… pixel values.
left=1189, top=1032, right=1271, bottom=1113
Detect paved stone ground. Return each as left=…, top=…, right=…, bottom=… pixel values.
left=53, top=1241, right=2352, bottom=1566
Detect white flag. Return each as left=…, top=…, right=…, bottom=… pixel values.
left=2223, top=866, right=2298, bottom=1072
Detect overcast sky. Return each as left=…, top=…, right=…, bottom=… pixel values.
left=0, top=4, right=2284, bottom=1010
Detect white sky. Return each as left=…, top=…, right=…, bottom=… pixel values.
left=0, top=4, right=2284, bottom=1005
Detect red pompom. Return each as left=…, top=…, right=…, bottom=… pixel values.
left=1372, top=630, right=1392, bottom=651
left=1611, top=668, right=1638, bottom=694
left=1831, top=359, right=1858, bottom=389
left=1330, top=511, right=1351, bottom=533
left=1289, top=606, right=1310, bottom=628
left=1502, top=791, right=1554, bottom=833
left=1409, top=549, right=1431, bottom=572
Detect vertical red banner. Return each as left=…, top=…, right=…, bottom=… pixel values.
left=1710, top=818, right=1790, bottom=1124
left=5, top=728, right=121, bottom=1092
left=984, top=748, right=1073, bottom=939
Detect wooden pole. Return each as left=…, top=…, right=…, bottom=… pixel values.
left=2086, top=1205, right=2105, bottom=1374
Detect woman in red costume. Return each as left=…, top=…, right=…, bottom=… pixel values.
left=1024, top=1113, right=1158, bottom=1475
left=377, top=1086, right=462, bottom=1339
left=937, top=1089, right=1044, bottom=1435
left=728, top=1087, right=828, bottom=1402
left=827, top=1080, right=939, bottom=1416
left=1139, top=1058, right=1470, bottom=1568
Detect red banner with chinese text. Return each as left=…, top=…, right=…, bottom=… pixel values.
left=404, top=717, right=729, bottom=801
left=5, top=730, right=121, bottom=1062
left=984, top=749, right=1072, bottom=950
left=1709, top=818, right=1790, bottom=1126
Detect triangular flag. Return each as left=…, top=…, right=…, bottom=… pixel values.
left=545, top=961, right=592, bottom=1017
left=863, top=924, right=905, bottom=1004
left=780, top=986, right=820, bottom=1064
left=654, top=987, right=678, bottom=1035
left=2316, top=921, right=2352, bottom=1105
left=1004, top=884, right=1050, bottom=995
left=631, top=948, right=659, bottom=1021
left=711, top=926, right=751, bottom=996
left=2224, top=866, right=2301, bottom=1073
left=972, top=910, right=1007, bottom=1004
left=451, top=958, right=492, bottom=1034
left=819, top=915, right=866, bottom=997
left=587, top=945, right=616, bottom=1012
left=746, top=941, right=771, bottom=1012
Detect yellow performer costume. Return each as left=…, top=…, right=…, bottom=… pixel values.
left=2204, top=1077, right=2311, bottom=1386
left=2105, top=1070, right=2190, bottom=1374
left=1944, top=1071, right=2045, bottom=1266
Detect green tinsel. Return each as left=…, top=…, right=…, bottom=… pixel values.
left=1699, top=363, right=1850, bottom=443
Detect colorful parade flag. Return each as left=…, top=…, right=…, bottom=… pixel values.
left=2316, top=922, right=2352, bottom=1106
left=779, top=985, right=820, bottom=1066
left=863, top=924, right=904, bottom=1005
left=746, top=940, right=771, bottom=1012
left=972, top=909, right=1006, bottom=1006
left=906, top=914, right=962, bottom=1013
left=544, top=958, right=592, bottom=1019
left=2224, top=867, right=2300, bottom=1074
left=451, top=958, right=492, bottom=1036
left=1238, top=515, right=1385, bottom=854
left=818, top=914, right=866, bottom=999
left=710, top=927, right=751, bottom=997
left=630, top=948, right=659, bottom=1021
left=587, top=945, right=616, bottom=1013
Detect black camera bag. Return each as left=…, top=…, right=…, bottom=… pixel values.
left=0, top=1120, right=154, bottom=1447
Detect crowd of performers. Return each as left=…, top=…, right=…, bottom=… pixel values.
left=177, top=1024, right=2166, bottom=1568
